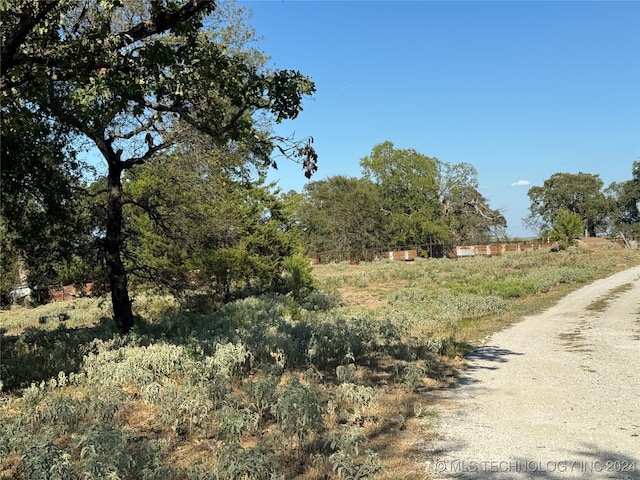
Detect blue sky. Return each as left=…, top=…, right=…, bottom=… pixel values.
left=239, top=0, right=640, bottom=238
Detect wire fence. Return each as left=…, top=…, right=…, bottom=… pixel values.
left=307, top=237, right=633, bottom=265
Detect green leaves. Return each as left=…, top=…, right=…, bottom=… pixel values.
left=268, top=70, right=316, bottom=123
left=2, top=0, right=317, bottom=330
left=606, top=161, right=640, bottom=238
left=549, top=209, right=584, bottom=247
left=274, top=377, right=323, bottom=446
left=301, top=142, right=502, bottom=260
left=123, top=144, right=307, bottom=301
left=527, top=172, right=609, bottom=237
left=0, top=104, right=92, bottom=289
left=299, top=176, right=384, bottom=262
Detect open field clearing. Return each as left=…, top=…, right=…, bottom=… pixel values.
left=1, top=244, right=639, bottom=479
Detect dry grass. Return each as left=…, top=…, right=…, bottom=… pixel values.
left=0, top=296, right=111, bottom=335
left=309, top=247, right=640, bottom=478
left=315, top=247, right=640, bottom=345
left=1, top=245, right=639, bottom=479
left=368, top=390, right=438, bottom=480
left=311, top=261, right=419, bottom=309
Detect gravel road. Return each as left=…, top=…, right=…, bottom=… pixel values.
left=425, top=265, right=640, bottom=479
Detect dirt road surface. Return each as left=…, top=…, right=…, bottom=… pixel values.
left=425, top=265, right=640, bottom=479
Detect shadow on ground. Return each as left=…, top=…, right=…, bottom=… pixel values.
left=0, top=317, right=118, bottom=391
left=454, top=345, right=524, bottom=387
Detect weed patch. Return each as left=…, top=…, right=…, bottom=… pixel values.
left=1, top=249, right=639, bottom=478
left=586, top=283, right=634, bottom=312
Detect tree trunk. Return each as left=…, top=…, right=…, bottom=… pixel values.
left=105, top=154, right=134, bottom=334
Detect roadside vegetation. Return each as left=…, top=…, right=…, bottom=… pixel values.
left=3, top=2, right=640, bottom=479
left=2, top=245, right=638, bottom=479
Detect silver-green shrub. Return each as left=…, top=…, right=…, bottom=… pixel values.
left=216, top=404, right=259, bottom=443
left=330, top=382, right=376, bottom=425
left=214, top=443, right=279, bottom=480
left=274, top=377, right=324, bottom=447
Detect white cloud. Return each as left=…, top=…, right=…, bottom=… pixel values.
left=511, top=180, right=531, bottom=187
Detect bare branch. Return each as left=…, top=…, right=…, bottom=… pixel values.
left=121, top=142, right=172, bottom=170
left=108, top=119, right=156, bottom=141
left=142, top=97, right=253, bottom=139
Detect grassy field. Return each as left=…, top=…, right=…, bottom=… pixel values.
left=1, top=242, right=638, bottom=479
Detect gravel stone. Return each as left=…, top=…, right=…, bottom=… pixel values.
left=425, top=265, right=640, bottom=479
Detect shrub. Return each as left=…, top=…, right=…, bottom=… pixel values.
left=216, top=404, right=259, bottom=443
left=299, top=289, right=341, bottom=311
left=214, top=443, right=279, bottom=480
left=1, top=321, right=113, bottom=390
left=82, top=342, right=196, bottom=388
left=211, top=341, right=252, bottom=379
left=401, top=362, right=429, bottom=392
left=15, top=442, right=75, bottom=480
left=335, top=363, right=357, bottom=383
left=549, top=209, right=583, bottom=248
left=281, top=254, right=315, bottom=301
left=387, top=288, right=509, bottom=327
left=35, top=395, right=89, bottom=436
left=327, top=426, right=383, bottom=480
left=274, top=377, right=324, bottom=447
left=318, top=426, right=385, bottom=478
left=330, top=448, right=383, bottom=479
left=246, top=373, right=280, bottom=422
left=11, top=422, right=169, bottom=480
left=330, top=382, right=376, bottom=424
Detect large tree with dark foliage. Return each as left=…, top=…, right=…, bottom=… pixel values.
left=360, top=141, right=504, bottom=250
left=360, top=141, right=450, bottom=248
left=606, top=161, right=640, bottom=239
left=0, top=103, right=89, bottom=292
left=299, top=176, right=384, bottom=262
left=123, top=138, right=308, bottom=304
left=1, top=0, right=317, bottom=332
left=298, top=142, right=506, bottom=261
left=526, top=172, right=609, bottom=237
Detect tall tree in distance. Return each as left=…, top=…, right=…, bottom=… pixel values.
left=360, top=141, right=450, bottom=248
left=2, top=0, right=317, bottom=332
left=359, top=142, right=505, bottom=250
left=606, top=161, right=640, bottom=239
left=526, top=172, right=609, bottom=237
left=299, top=176, right=383, bottom=262
left=438, top=161, right=506, bottom=244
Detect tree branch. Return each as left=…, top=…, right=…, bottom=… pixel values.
left=121, top=142, right=172, bottom=170
left=142, top=97, right=253, bottom=139
left=108, top=118, right=157, bottom=141
left=1, top=1, right=214, bottom=90
left=0, top=1, right=62, bottom=74
left=116, top=0, right=212, bottom=49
